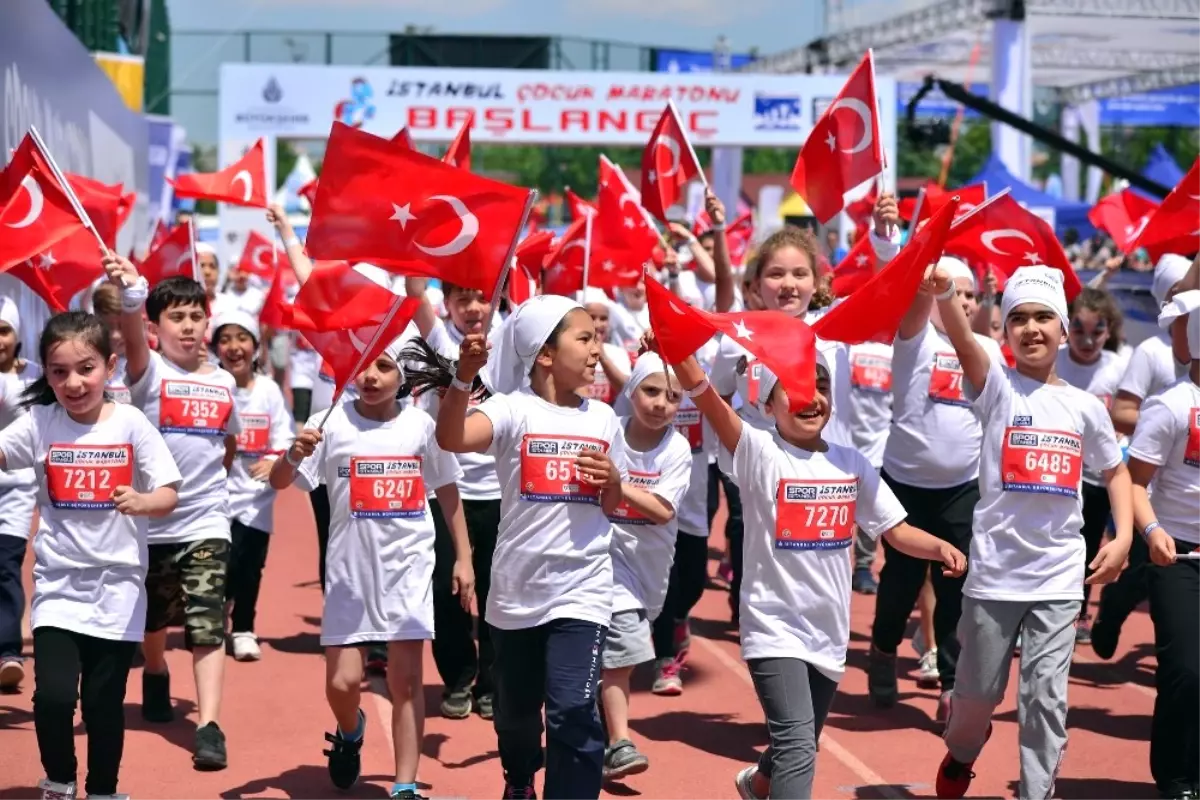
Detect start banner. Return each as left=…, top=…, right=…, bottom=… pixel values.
left=218, top=63, right=897, bottom=151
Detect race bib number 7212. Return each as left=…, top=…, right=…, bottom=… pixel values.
left=46, top=444, right=134, bottom=510
left=519, top=434, right=609, bottom=504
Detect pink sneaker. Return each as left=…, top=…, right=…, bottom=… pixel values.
left=673, top=620, right=691, bottom=663
left=651, top=658, right=683, bottom=696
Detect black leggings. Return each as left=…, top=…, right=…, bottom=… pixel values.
left=1080, top=481, right=1111, bottom=608
left=227, top=520, right=271, bottom=633
left=652, top=533, right=710, bottom=658
left=708, top=463, right=744, bottom=616
left=309, top=485, right=331, bottom=593
left=292, top=388, right=313, bottom=424
left=33, top=627, right=136, bottom=796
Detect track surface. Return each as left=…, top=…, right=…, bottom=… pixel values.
left=0, top=486, right=1158, bottom=799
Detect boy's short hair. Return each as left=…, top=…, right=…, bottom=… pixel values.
left=145, top=277, right=209, bottom=323
left=91, top=282, right=122, bottom=317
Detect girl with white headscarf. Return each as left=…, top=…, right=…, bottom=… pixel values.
left=1126, top=289, right=1200, bottom=799
left=0, top=294, right=42, bottom=691
left=269, top=334, right=473, bottom=799
left=434, top=294, right=628, bottom=800
left=923, top=264, right=1133, bottom=800
left=581, top=288, right=632, bottom=404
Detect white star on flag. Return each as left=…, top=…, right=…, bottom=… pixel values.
left=36, top=252, right=55, bottom=270
left=825, top=131, right=837, bottom=151
left=855, top=253, right=869, bottom=266
left=601, top=260, right=615, bottom=272
left=1022, top=251, right=1041, bottom=265
left=624, top=217, right=635, bottom=229
left=648, top=170, right=657, bottom=185
left=733, top=320, right=753, bottom=340
left=389, top=203, right=415, bottom=228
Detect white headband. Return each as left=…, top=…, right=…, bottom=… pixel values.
left=581, top=287, right=611, bottom=307
left=624, top=351, right=673, bottom=398
left=1152, top=253, right=1191, bottom=308
left=210, top=309, right=260, bottom=344
left=939, top=256, right=976, bottom=291
left=1158, top=289, right=1200, bottom=360
left=755, top=349, right=831, bottom=411
left=0, top=295, right=19, bottom=335
left=1000, top=266, right=1069, bottom=333
left=481, top=294, right=582, bottom=395
left=194, top=242, right=216, bottom=257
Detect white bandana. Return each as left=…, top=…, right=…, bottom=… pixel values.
left=624, top=351, right=673, bottom=398
left=1158, top=289, right=1200, bottom=360
left=481, top=294, right=582, bottom=395
left=1000, top=266, right=1068, bottom=333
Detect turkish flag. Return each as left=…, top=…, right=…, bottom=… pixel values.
left=543, top=216, right=645, bottom=295
left=691, top=209, right=755, bottom=268
left=236, top=229, right=278, bottom=280
left=149, top=219, right=172, bottom=252
left=9, top=229, right=105, bottom=313
left=393, top=127, right=415, bottom=149
left=790, top=51, right=885, bottom=224
left=944, top=190, right=1083, bottom=300
left=287, top=261, right=421, bottom=397
left=1088, top=189, right=1159, bottom=253
left=298, top=178, right=318, bottom=208
left=912, top=182, right=987, bottom=227
left=599, top=155, right=661, bottom=258
left=168, top=139, right=267, bottom=208
left=58, top=173, right=126, bottom=248
left=139, top=222, right=196, bottom=289
left=1127, top=157, right=1200, bottom=259
left=443, top=123, right=471, bottom=170
left=508, top=230, right=552, bottom=307
left=829, top=235, right=877, bottom=298
left=0, top=141, right=86, bottom=273
left=640, top=102, right=702, bottom=223
left=815, top=198, right=959, bottom=345
left=645, top=276, right=818, bottom=412
left=565, top=189, right=596, bottom=222
left=258, top=260, right=292, bottom=329
left=306, top=121, right=533, bottom=301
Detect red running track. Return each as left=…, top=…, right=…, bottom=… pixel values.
left=0, top=486, right=1158, bottom=798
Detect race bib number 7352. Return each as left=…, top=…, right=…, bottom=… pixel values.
left=159, top=380, right=234, bottom=435
left=46, top=444, right=134, bottom=510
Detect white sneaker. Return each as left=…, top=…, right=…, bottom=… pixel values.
left=87, top=794, right=130, bottom=799
left=39, top=779, right=76, bottom=800
left=916, top=647, right=940, bottom=688
left=231, top=632, right=261, bottom=661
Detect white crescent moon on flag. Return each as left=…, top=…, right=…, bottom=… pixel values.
left=618, top=191, right=641, bottom=214
left=174, top=249, right=195, bottom=275
left=654, top=135, right=682, bottom=177
left=251, top=244, right=272, bottom=269
left=829, top=97, right=874, bottom=155
left=1125, top=216, right=1149, bottom=243
left=5, top=176, right=44, bottom=229
left=980, top=228, right=1036, bottom=256
left=231, top=170, right=254, bottom=202
left=348, top=329, right=371, bottom=354
left=415, top=195, right=479, bottom=258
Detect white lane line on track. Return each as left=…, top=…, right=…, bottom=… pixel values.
left=692, top=634, right=903, bottom=799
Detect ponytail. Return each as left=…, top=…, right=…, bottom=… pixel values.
left=19, top=375, right=57, bottom=409
left=399, top=339, right=490, bottom=403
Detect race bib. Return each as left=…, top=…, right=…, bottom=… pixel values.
left=159, top=380, right=234, bottom=435
left=608, top=470, right=658, bottom=525
left=742, top=359, right=762, bottom=406
left=236, top=413, right=271, bottom=457
left=775, top=478, right=857, bottom=550
left=46, top=444, right=134, bottom=510
left=1001, top=427, right=1083, bottom=497
left=587, top=369, right=614, bottom=404
left=850, top=352, right=892, bottom=394
left=928, top=353, right=968, bottom=406
left=107, top=383, right=131, bottom=405
left=519, top=434, right=609, bottom=504
left=348, top=456, right=427, bottom=519
left=1185, top=407, right=1200, bottom=468
left=674, top=407, right=703, bottom=452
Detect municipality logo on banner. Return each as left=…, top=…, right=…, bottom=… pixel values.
left=754, top=95, right=801, bottom=131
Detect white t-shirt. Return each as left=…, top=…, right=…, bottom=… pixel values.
left=475, top=389, right=628, bottom=630
left=845, top=342, right=893, bottom=469
left=608, top=303, right=649, bottom=350
left=212, top=287, right=265, bottom=318
left=0, top=403, right=181, bottom=640
left=587, top=343, right=632, bottom=406
left=608, top=421, right=693, bottom=620
left=107, top=356, right=132, bottom=405
left=228, top=376, right=294, bottom=533
left=883, top=324, right=1005, bottom=489
left=1117, top=335, right=1187, bottom=402
left=1055, top=348, right=1126, bottom=485
left=731, top=424, right=905, bottom=681
left=967, top=357, right=1124, bottom=601
left=1128, top=377, right=1200, bottom=545
left=294, top=402, right=462, bottom=645
left=424, top=319, right=500, bottom=501
left=129, top=351, right=243, bottom=544
left=0, top=362, right=42, bottom=491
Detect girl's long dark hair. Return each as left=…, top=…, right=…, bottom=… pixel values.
left=400, top=338, right=490, bottom=403
left=21, top=312, right=112, bottom=409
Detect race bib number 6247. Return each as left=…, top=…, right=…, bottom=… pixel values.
left=519, top=434, right=609, bottom=504
left=46, top=444, right=134, bottom=510
left=349, top=456, right=426, bottom=519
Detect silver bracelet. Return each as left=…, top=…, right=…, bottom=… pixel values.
left=120, top=276, right=149, bottom=312
left=283, top=236, right=301, bottom=249
left=935, top=283, right=957, bottom=302
left=449, top=376, right=472, bottom=393
left=285, top=449, right=303, bottom=467
left=1141, top=521, right=1161, bottom=541
left=686, top=379, right=710, bottom=398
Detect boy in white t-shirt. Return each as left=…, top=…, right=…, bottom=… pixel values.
left=108, top=258, right=244, bottom=771
left=925, top=265, right=1133, bottom=800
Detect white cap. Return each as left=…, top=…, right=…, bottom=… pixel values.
left=210, top=309, right=260, bottom=344
left=1158, top=289, right=1200, bottom=360
left=1000, top=266, right=1069, bottom=333
left=194, top=242, right=217, bottom=257
left=1152, top=254, right=1191, bottom=307
left=755, top=349, right=831, bottom=411
left=0, top=295, right=19, bottom=335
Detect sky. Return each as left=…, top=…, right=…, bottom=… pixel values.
left=166, top=0, right=827, bottom=142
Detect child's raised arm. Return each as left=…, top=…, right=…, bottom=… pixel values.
left=925, top=265, right=991, bottom=392
left=675, top=355, right=743, bottom=455
left=101, top=252, right=151, bottom=385
left=435, top=333, right=494, bottom=454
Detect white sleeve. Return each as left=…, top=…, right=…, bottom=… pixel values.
left=729, top=421, right=773, bottom=489
left=132, top=412, right=183, bottom=491
left=650, top=435, right=693, bottom=514
left=478, top=393, right=514, bottom=458
left=1081, top=393, right=1124, bottom=474
left=294, top=427, right=326, bottom=492
left=869, top=224, right=902, bottom=263
left=267, top=383, right=294, bottom=456
left=425, top=319, right=459, bottom=361
left=967, top=350, right=1009, bottom=422
left=1117, top=344, right=1159, bottom=401
left=1127, top=395, right=1177, bottom=467
left=852, top=450, right=906, bottom=538
left=224, top=377, right=244, bottom=436
left=606, top=414, right=630, bottom=481
left=0, top=412, right=36, bottom=471
left=128, top=351, right=162, bottom=409
left=422, top=415, right=464, bottom=491
left=710, top=337, right=741, bottom=397
left=605, top=345, right=632, bottom=381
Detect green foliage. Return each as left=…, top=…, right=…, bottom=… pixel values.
left=896, top=122, right=993, bottom=187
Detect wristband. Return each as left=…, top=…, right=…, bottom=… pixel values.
left=283, top=236, right=301, bottom=249
left=1141, top=521, right=1161, bottom=540
left=450, top=376, right=472, bottom=393
left=711, top=223, right=725, bottom=231
left=686, top=379, right=710, bottom=398
left=120, top=276, right=149, bottom=312
left=935, top=283, right=957, bottom=302
left=285, top=449, right=303, bottom=467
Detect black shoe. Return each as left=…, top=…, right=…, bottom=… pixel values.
left=502, top=775, right=537, bottom=799
left=476, top=692, right=494, bottom=720
left=193, top=722, right=228, bottom=770
left=867, top=646, right=898, bottom=708
left=324, top=712, right=365, bottom=790
left=141, top=671, right=174, bottom=723
left=391, top=790, right=428, bottom=800
left=1090, top=616, right=1119, bottom=660
left=440, top=690, right=473, bottom=719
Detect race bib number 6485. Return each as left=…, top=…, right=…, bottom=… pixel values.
left=1001, top=427, right=1083, bottom=497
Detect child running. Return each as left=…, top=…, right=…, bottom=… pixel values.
left=600, top=351, right=692, bottom=781
left=269, top=335, right=474, bottom=800
left=670, top=337, right=965, bottom=800
left=211, top=311, right=293, bottom=661
left=432, top=294, right=627, bottom=800
left=0, top=311, right=181, bottom=800
left=926, top=265, right=1133, bottom=799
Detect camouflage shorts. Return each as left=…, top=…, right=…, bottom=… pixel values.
left=145, top=539, right=229, bottom=649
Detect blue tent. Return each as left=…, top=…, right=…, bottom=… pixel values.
left=1137, top=144, right=1184, bottom=197
left=966, top=155, right=1095, bottom=238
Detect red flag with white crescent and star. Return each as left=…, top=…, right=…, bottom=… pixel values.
left=645, top=276, right=818, bottom=411
left=790, top=50, right=885, bottom=224
left=9, top=229, right=106, bottom=313
left=235, top=229, right=278, bottom=280
left=829, top=235, right=877, bottom=298
left=1088, top=188, right=1159, bottom=253
left=1125, top=157, right=1200, bottom=259
left=0, top=139, right=86, bottom=274
left=306, top=122, right=533, bottom=302
left=640, top=102, right=702, bottom=223
left=138, top=222, right=197, bottom=290
left=168, top=139, right=268, bottom=208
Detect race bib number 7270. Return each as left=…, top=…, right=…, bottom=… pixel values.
left=774, top=478, right=857, bottom=550
left=46, top=444, right=134, bottom=510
